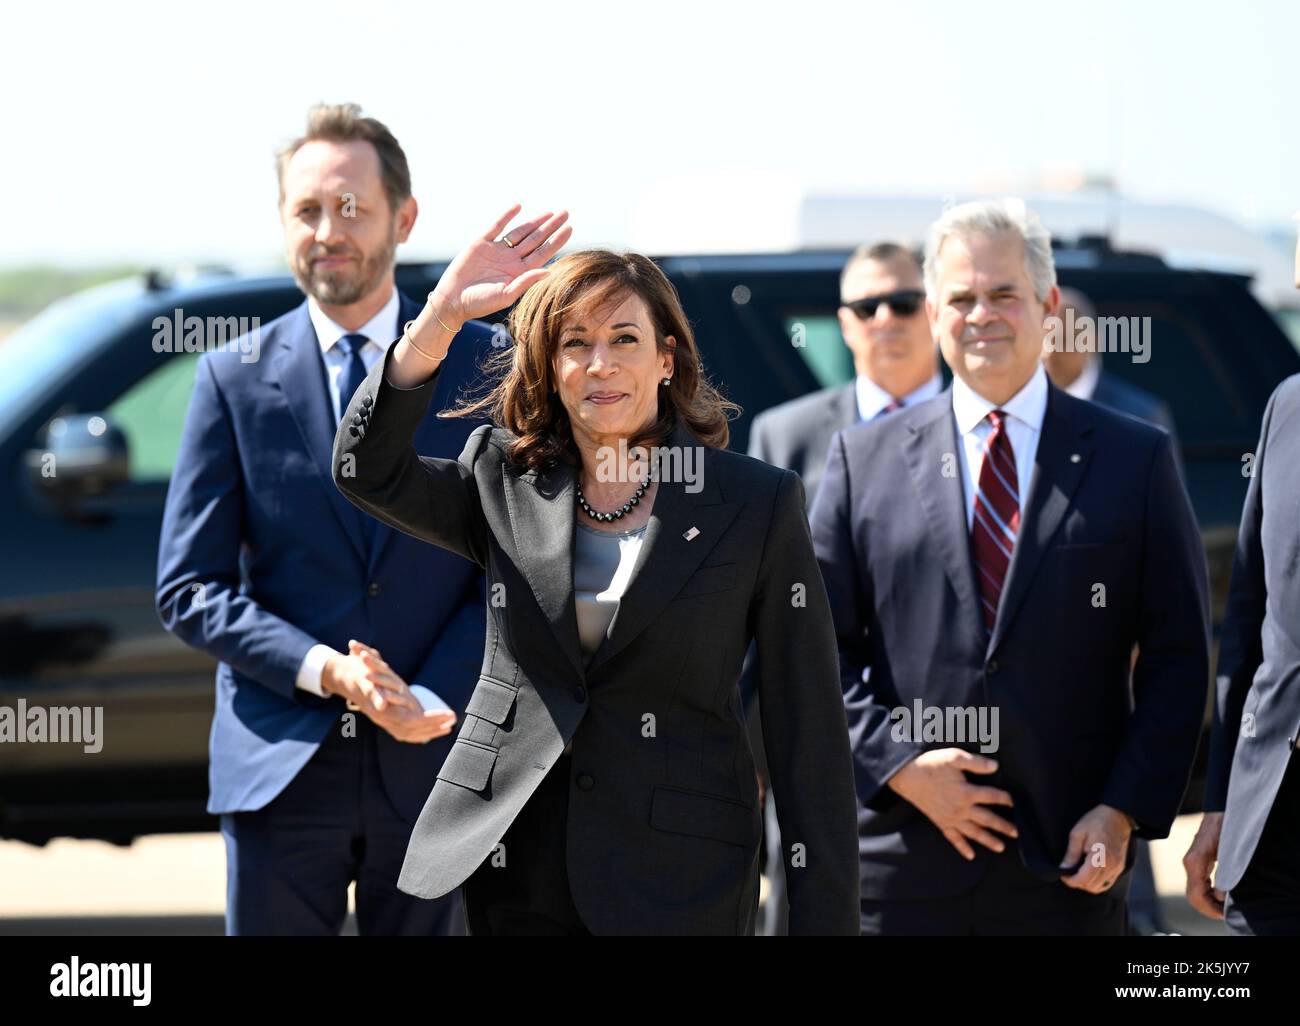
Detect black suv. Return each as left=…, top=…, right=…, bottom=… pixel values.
left=1, top=245, right=1296, bottom=844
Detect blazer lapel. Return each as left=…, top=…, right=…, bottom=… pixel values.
left=988, top=385, right=1093, bottom=654
left=586, top=423, right=740, bottom=676
left=831, top=380, right=859, bottom=432
left=903, top=392, right=985, bottom=645
left=271, top=301, right=369, bottom=566
left=503, top=456, right=586, bottom=678
left=502, top=419, right=741, bottom=681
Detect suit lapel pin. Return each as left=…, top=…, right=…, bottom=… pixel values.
left=683, top=527, right=700, bottom=541
left=1070, top=453, right=1082, bottom=463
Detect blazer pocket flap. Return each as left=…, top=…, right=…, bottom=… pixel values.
left=464, top=676, right=519, bottom=725
left=676, top=562, right=738, bottom=600
left=649, top=786, right=758, bottom=847
left=436, top=740, right=498, bottom=791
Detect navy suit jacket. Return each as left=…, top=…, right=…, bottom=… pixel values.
left=1091, top=371, right=1177, bottom=439
left=1204, top=374, right=1300, bottom=892
left=156, top=291, right=491, bottom=821
left=810, top=381, right=1211, bottom=901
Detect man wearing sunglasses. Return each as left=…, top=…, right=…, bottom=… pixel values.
left=749, top=242, right=941, bottom=511
left=745, top=242, right=940, bottom=934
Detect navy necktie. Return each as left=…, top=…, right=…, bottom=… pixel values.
left=337, top=333, right=370, bottom=420
left=336, top=333, right=379, bottom=557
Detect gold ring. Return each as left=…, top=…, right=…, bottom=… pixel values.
left=502, top=236, right=516, bottom=248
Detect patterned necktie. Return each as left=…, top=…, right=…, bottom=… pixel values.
left=337, top=333, right=370, bottom=421
left=335, top=333, right=379, bottom=556
left=865, top=398, right=903, bottom=423
left=970, top=409, right=1019, bottom=633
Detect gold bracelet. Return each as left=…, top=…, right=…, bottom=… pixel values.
left=427, top=291, right=461, bottom=335
left=402, top=319, right=445, bottom=363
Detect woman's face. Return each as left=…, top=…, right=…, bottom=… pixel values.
left=552, top=290, right=675, bottom=448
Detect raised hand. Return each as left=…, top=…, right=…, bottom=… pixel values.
left=432, top=205, right=573, bottom=327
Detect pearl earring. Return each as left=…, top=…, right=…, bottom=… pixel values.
left=662, top=377, right=671, bottom=386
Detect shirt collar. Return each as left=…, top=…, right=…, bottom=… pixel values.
left=855, top=372, right=943, bottom=421
left=952, top=361, right=1049, bottom=436
left=308, top=285, right=401, bottom=355
left=1064, top=357, right=1101, bottom=401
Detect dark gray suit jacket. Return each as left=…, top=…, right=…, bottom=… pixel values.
left=1205, top=374, right=1300, bottom=893
left=748, top=382, right=857, bottom=513
left=331, top=343, right=860, bottom=935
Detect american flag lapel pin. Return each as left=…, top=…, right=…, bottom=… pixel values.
left=683, top=526, right=700, bottom=541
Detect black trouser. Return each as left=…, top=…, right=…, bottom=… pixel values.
left=1225, top=754, right=1300, bottom=936
left=462, top=750, right=592, bottom=936
left=860, top=847, right=1130, bottom=936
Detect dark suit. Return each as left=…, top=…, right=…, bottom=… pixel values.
left=156, top=293, right=488, bottom=934
left=811, top=381, right=1210, bottom=934
left=748, top=382, right=857, bottom=513
left=1091, top=371, right=1177, bottom=438
left=1082, top=368, right=1180, bottom=932
left=330, top=343, right=861, bottom=935
left=1205, top=374, right=1300, bottom=935
left=744, top=380, right=857, bottom=933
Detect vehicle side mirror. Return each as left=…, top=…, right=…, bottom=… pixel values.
left=24, top=413, right=130, bottom=502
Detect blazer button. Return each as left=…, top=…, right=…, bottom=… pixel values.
left=573, top=686, right=587, bottom=703
left=367, top=581, right=381, bottom=598
left=576, top=773, right=594, bottom=791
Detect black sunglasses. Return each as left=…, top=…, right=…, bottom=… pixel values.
left=842, top=289, right=925, bottom=319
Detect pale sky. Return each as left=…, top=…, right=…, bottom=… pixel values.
left=5, top=0, right=1297, bottom=269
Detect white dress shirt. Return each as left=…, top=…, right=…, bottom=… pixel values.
left=855, top=372, right=944, bottom=422
left=309, top=288, right=401, bottom=421
left=951, top=362, right=1049, bottom=531
left=1063, top=357, right=1101, bottom=402
left=295, top=289, right=405, bottom=698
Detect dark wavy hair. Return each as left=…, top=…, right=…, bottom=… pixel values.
left=442, top=249, right=739, bottom=472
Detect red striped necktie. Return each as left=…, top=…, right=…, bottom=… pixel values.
left=970, top=409, right=1019, bottom=633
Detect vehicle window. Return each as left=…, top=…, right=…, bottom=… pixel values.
left=1272, top=308, right=1300, bottom=355
left=781, top=313, right=854, bottom=388
left=1100, top=299, right=1257, bottom=448
left=106, top=353, right=201, bottom=481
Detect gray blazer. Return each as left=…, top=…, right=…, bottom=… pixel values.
left=748, top=382, right=857, bottom=513
left=331, top=344, right=860, bottom=935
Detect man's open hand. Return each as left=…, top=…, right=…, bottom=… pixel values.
left=887, top=748, right=1017, bottom=860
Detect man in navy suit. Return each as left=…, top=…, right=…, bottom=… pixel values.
left=1183, top=310, right=1300, bottom=929
left=811, top=198, right=1210, bottom=935
left=156, top=104, right=490, bottom=935
left=1042, top=287, right=1177, bottom=437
